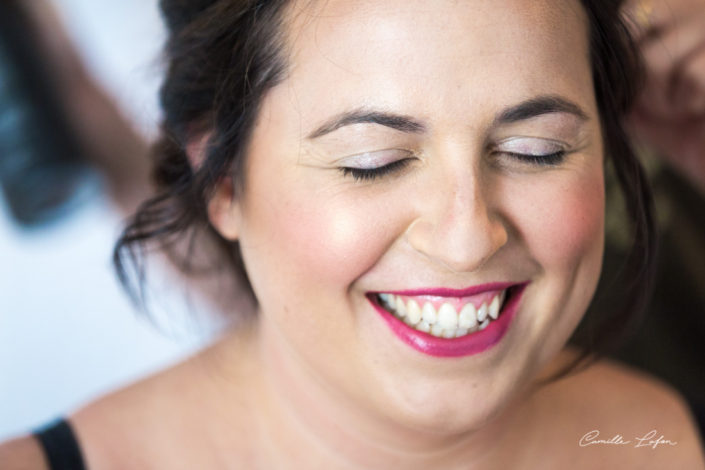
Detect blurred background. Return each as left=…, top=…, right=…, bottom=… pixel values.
left=0, top=0, right=219, bottom=440
left=0, top=0, right=703, bottom=443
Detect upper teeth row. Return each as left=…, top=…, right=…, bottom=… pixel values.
left=378, top=291, right=506, bottom=338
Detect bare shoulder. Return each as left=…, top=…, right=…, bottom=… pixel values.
left=69, top=364, right=188, bottom=469
left=68, top=334, right=257, bottom=470
left=0, top=435, right=48, bottom=470
left=568, top=357, right=700, bottom=430
left=536, top=351, right=705, bottom=469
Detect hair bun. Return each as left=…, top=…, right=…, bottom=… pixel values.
left=159, top=0, right=220, bottom=32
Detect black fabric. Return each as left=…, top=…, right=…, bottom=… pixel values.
left=34, top=418, right=87, bottom=470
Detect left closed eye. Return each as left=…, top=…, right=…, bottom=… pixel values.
left=493, top=137, right=568, bottom=167
left=500, top=150, right=567, bottom=166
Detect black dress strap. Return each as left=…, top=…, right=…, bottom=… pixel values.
left=33, top=418, right=87, bottom=470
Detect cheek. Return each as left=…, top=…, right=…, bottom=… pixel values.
left=512, top=171, right=605, bottom=272
left=244, top=187, right=391, bottom=295
left=287, top=202, right=379, bottom=284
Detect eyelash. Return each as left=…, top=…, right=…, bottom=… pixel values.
left=339, top=150, right=567, bottom=182
left=502, top=150, right=567, bottom=166
left=340, top=159, right=412, bottom=181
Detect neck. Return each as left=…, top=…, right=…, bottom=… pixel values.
left=245, top=316, right=540, bottom=470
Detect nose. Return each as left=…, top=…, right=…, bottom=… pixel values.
left=406, top=165, right=508, bottom=273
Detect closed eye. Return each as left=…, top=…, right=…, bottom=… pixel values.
left=502, top=150, right=566, bottom=166
left=339, top=158, right=412, bottom=181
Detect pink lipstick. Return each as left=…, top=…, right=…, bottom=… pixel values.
left=369, top=283, right=528, bottom=358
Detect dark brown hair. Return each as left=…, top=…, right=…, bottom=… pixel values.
left=561, top=0, right=656, bottom=378
left=115, top=0, right=656, bottom=374
left=115, top=0, right=289, bottom=305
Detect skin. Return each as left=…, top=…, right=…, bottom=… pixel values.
left=2, top=0, right=704, bottom=469
left=213, top=0, right=605, bottom=466
left=625, top=0, right=705, bottom=191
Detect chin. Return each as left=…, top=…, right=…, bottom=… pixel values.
left=372, top=371, right=524, bottom=437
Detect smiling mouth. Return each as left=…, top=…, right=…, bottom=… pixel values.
left=374, top=287, right=515, bottom=339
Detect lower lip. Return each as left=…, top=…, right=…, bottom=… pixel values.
left=369, top=284, right=528, bottom=358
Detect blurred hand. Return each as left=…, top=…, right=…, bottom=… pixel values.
left=624, top=0, right=705, bottom=191
left=23, top=0, right=151, bottom=212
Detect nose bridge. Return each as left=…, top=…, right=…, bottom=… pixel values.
left=407, top=157, right=508, bottom=273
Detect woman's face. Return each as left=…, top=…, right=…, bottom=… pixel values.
left=215, top=0, right=604, bottom=433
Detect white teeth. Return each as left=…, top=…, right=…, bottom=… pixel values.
left=458, top=303, right=477, bottom=329
left=489, top=295, right=500, bottom=320
left=437, top=303, right=458, bottom=330
left=421, top=302, right=437, bottom=325
left=378, top=289, right=508, bottom=339
left=477, top=303, right=488, bottom=322
left=430, top=324, right=444, bottom=337
left=406, top=300, right=422, bottom=325
left=395, top=296, right=407, bottom=318
left=407, top=300, right=421, bottom=323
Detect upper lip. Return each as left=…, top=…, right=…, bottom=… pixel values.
left=372, top=281, right=521, bottom=297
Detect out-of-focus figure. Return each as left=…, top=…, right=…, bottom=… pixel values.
left=627, top=0, right=705, bottom=193
left=0, top=1, right=91, bottom=226
left=0, top=0, right=208, bottom=441
left=0, top=0, right=151, bottom=226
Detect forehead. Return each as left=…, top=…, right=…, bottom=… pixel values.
left=272, top=0, right=593, bottom=130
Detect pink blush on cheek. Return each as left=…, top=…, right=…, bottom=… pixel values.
left=549, top=186, right=603, bottom=266
left=266, top=196, right=394, bottom=289
left=515, top=175, right=605, bottom=269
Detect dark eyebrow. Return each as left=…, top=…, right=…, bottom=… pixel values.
left=494, top=95, right=589, bottom=124
left=307, top=95, right=587, bottom=139
left=307, top=109, right=426, bottom=139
